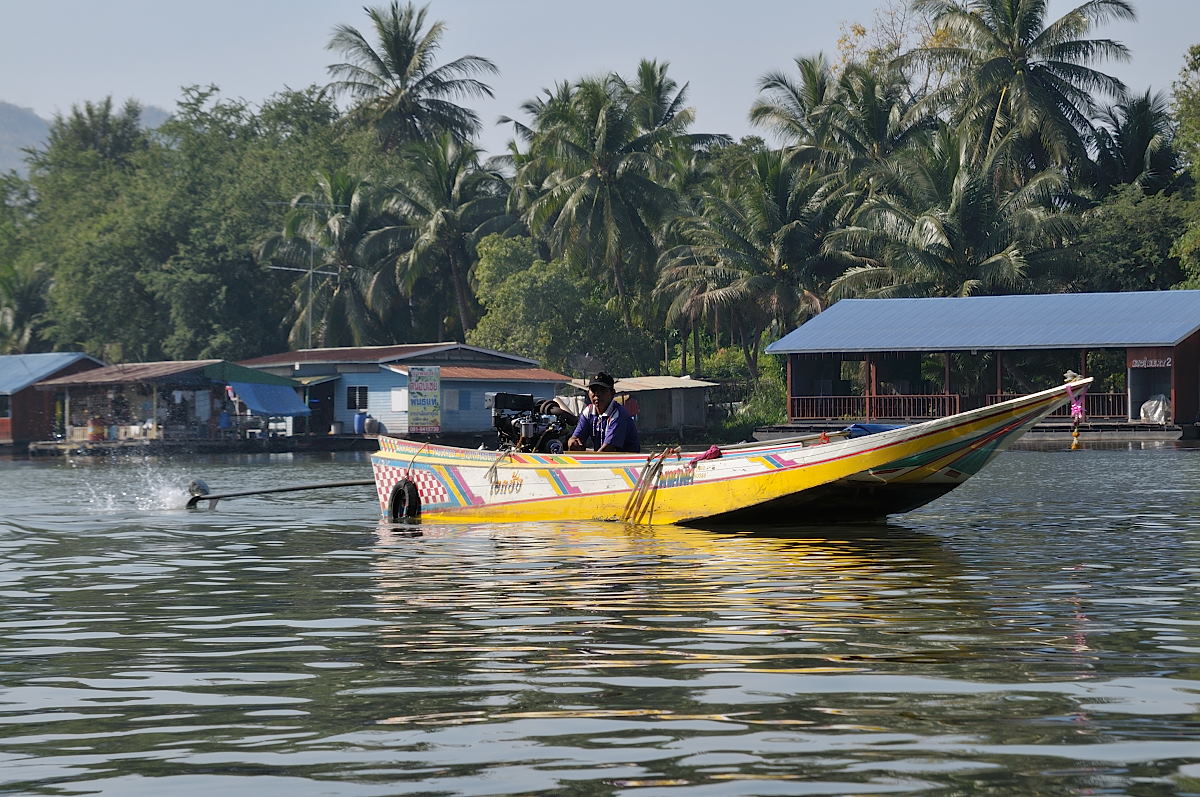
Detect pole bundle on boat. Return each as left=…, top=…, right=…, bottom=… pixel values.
left=621, top=447, right=680, bottom=524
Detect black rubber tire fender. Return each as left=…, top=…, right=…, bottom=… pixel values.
left=389, top=478, right=421, bottom=521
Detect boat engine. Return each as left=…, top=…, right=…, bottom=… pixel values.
left=486, top=392, right=577, bottom=454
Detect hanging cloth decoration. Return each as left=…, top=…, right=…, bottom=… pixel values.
left=1066, top=380, right=1088, bottom=450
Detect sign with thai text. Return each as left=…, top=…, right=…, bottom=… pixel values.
left=1127, top=347, right=1174, bottom=370
left=1130, top=357, right=1172, bottom=369
left=407, top=366, right=441, bottom=433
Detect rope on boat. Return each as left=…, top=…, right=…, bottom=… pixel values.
left=484, top=446, right=515, bottom=485
left=405, top=442, right=431, bottom=476
left=621, top=446, right=679, bottom=524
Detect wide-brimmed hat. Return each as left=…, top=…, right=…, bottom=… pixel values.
left=586, top=372, right=615, bottom=391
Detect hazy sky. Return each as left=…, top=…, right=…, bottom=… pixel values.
left=2, top=0, right=1196, bottom=156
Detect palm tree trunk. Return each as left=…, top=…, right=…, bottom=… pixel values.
left=738, top=322, right=760, bottom=381
left=447, top=248, right=475, bottom=340
left=985, top=87, right=1008, bottom=161
left=680, top=328, right=688, bottom=376
left=610, top=259, right=633, bottom=327
left=692, top=323, right=701, bottom=376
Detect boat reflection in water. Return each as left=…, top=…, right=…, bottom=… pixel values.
left=368, top=520, right=987, bottom=705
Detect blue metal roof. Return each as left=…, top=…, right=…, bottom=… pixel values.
left=0, top=353, right=102, bottom=395
left=766, top=291, right=1200, bottom=354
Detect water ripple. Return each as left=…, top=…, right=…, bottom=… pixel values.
left=0, top=449, right=1197, bottom=794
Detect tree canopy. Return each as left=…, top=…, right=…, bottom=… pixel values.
left=0, top=0, right=1195, bottom=392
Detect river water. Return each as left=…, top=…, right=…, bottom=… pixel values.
left=0, top=445, right=1197, bottom=796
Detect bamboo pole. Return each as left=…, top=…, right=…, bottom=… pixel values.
left=187, top=479, right=376, bottom=509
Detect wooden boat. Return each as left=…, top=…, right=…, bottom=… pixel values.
left=371, top=379, right=1091, bottom=526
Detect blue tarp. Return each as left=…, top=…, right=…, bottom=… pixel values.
left=843, top=423, right=906, bottom=438
left=229, top=382, right=311, bottom=416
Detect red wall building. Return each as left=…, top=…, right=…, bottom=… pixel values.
left=0, top=354, right=104, bottom=447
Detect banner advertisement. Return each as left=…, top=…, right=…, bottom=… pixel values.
left=407, top=366, right=441, bottom=433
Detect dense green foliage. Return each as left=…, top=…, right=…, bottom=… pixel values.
left=2, top=0, right=1199, bottom=402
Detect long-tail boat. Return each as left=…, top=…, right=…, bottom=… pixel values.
left=370, top=379, right=1091, bottom=526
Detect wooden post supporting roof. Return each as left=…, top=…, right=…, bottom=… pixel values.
left=786, top=355, right=794, bottom=421
left=865, top=353, right=876, bottom=421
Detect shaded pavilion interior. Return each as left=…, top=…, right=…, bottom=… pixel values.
left=765, top=292, right=1200, bottom=426
left=36, top=360, right=305, bottom=441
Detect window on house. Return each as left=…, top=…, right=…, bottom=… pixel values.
left=346, top=386, right=368, bottom=411
left=0, top=395, right=9, bottom=418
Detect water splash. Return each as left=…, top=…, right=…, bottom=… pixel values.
left=76, top=455, right=199, bottom=512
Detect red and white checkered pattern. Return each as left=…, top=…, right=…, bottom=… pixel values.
left=373, top=463, right=452, bottom=512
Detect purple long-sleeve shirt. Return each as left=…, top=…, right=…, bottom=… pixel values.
left=571, top=400, right=640, bottom=453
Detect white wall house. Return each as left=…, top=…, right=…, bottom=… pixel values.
left=240, top=343, right=571, bottom=437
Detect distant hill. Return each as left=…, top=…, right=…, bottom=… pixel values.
left=0, top=103, right=49, bottom=174
left=0, top=101, right=172, bottom=175
left=141, top=105, right=170, bottom=129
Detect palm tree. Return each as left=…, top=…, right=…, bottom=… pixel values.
left=493, top=82, right=577, bottom=234
left=389, top=134, right=512, bottom=340
left=897, top=0, right=1134, bottom=171
left=325, top=1, right=497, bottom=149
left=750, top=54, right=839, bottom=155
left=826, top=124, right=1075, bottom=298
left=657, top=149, right=838, bottom=378
left=515, top=65, right=707, bottom=326
left=1089, top=89, right=1184, bottom=197
left=821, top=63, right=933, bottom=187
left=259, top=171, right=407, bottom=347
left=0, top=260, right=50, bottom=354
left=616, top=60, right=728, bottom=154
left=750, top=58, right=931, bottom=228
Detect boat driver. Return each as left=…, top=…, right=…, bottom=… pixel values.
left=567, top=372, right=641, bottom=453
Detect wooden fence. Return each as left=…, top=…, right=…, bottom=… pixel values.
left=789, top=394, right=962, bottom=421
left=985, top=392, right=1127, bottom=419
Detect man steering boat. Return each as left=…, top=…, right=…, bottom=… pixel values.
left=567, top=372, right=641, bottom=453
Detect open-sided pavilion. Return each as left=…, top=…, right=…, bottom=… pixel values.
left=765, top=291, right=1200, bottom=427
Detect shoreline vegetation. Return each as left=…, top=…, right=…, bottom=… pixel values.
left=3, top=0, right=1200, bottom=438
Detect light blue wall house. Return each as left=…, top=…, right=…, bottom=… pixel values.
left=240, top=343, right=572, bottom=438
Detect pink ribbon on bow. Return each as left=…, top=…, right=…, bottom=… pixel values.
left=687, top=445, right=722, bottom=468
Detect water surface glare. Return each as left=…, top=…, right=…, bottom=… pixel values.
left=1, top=447, right=1198, bottom=795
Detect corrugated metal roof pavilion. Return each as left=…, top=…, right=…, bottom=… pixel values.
left=766, top=291, right=1200, bottom=354
left=39, top=360, right=299, bottom=387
